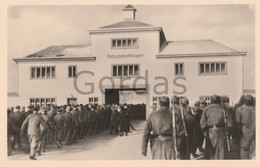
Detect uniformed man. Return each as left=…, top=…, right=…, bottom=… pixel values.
left=199, top=99, right=207, bottom=111
left=63, top=106, right=74, bottom=145
left=8, top=108, right=19, bottom=155
left=110, top=105, right=119, bottom=135
left=71, top=105, right=79, bottom=142
left=10, top=105, right=24, bottom=150
left=39, top=107, right=52, bottom=152
left=20, top=106, right=48, bottom=160
left=53, top=108, right=66, bottom=148
left=175, top=97, right=195, bottom=159
left=235, top=95, right=255, bottom=159
left=142, top=96, right=174, bottom=160
left=191, top=101, right=204, bottom=156
left=200, top=95, right=233, bottom=159
left=47, top=105, right=57, bottom=144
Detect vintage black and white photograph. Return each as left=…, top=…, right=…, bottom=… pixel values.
left=6, top=3, right=255, bottom=161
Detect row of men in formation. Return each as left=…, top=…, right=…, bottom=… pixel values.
left=142, top=94, right=255, bottom=160
left=7, top=103, right=137, bottom=160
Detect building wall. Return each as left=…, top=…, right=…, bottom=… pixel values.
left=17, top=29, right=244, bottom=119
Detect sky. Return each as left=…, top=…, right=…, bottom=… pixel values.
left=7, top=5, right=255, bottom=93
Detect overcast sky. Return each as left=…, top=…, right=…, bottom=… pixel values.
left=8, top=5, right=255, bottom=92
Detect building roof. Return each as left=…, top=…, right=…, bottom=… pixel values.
left=14, top=45, right=95, bottom=63
left=157, top=39, right=246, bottom=58
left=99, top=20, right=153, bottom=29
left=123, top=5, right=136, bottom=11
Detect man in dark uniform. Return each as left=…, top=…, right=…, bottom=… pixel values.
left=175, top=98, right=195, bottom=159
left=110, top=105, right=119, bottom=135
left=10, top=105, right=24, bottom=150
left=190, top=101, right=204, bottom=156
left=54, top=108, right=66, bottom=148
left=71, top=105, right=79, bottom=142
left=20, top=106, right=48, bottom=160
left=47, top=105, right=57, bottom=144
left=63, top=106, right=74, bottom=145
left=235, top=95, right=255, bottom=159
left=8, top=108, right=19, bottom=155
left=200, top=95, right=233, bottom=159
left=142, top=96, right=174, bottom=160
left=39, top=107, right=52, bottom=152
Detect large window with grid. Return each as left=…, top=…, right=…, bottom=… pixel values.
left=30, top=98, right=56, bottom=107
left=199, top=62, right=226, bottom=75
left=111, top=38, right=138, bottom=49
left=112, top=64, right=139, bottom=77
left=152, top=96, right=160, bottom=107
left=31, top=66, right=56, bottom=79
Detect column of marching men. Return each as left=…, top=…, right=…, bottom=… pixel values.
left=7, top=103, right=140, bottom=160
left=142, top=94, right=256, bottom=160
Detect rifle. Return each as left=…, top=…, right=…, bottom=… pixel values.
left=171, top=104, right=178, bottom=160
left=221, top=99, right=231, bottom=152
left=180, top=99, right=190, bottom=159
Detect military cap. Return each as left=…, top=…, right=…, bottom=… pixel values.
left=194, top=101, right=200, bottom=107
left=200, top=99, right=207, bottom=106
left=159, top=96, right=170, bottom=107
left=15, top=105, right=20, bottom=109
left=211, top=95, right=221, bottom=104
left=33, top=106, right=40, bottom=111
left=181, top=97, right=189, bottom=105
left=57, top=108, right=63, bottom=112
left=222, top=96, right=230, bottom=103
left=245, top=95, right=253, bottom=101
left=171, top=95, right=179, bottom=104
left=22, top=106, right=25, bottom=109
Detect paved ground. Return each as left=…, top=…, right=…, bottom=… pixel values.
left=9, top=120, right=242, bottom=160
left=8, top=120, right=152, bottom=160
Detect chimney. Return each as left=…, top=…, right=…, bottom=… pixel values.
left=123, top=5, right=136, bottom=20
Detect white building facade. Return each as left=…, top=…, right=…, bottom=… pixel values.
left=14, top=5, right=246, bottom=118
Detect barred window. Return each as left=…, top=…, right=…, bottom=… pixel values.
left=68, top=65, right=77, bottom=78
left=199, top=62, right=226, bottom=75
left=30, top=97, right=56, bottom=107
left=112, top=64, right=139, bottom=77
left=175, top=63, right=184, bottom=75
left=31, top=66, right=56, bottom=79
left=111, top=38, right=138, bottom=49
left=89, top=97, right=98, bottom=104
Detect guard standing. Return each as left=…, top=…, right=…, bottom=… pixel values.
left=142, top=96, right=174, bottom=160
left=235, top=95, right=255, bottom=159
left=200, top=95, right=233, bottom=159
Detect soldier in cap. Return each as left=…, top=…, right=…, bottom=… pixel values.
left=63, top=106, right=74, bottom=145
left=10, top=105, right=24, bottom=150
left=200, top=95, right=233, bottom=159
left=71, top=105, right=79, bottom=142
left=53, top=108, right=66, bottom=148
left=47, top=105, right=57, bottom=144
left=235, top=95, right=255, bottom=159
left=20, top=106, right=48, bottom=160
left=199, top=99, right=207, bottom=111
left=142, top=96, right=175, bottom=159
left=110, top=105, right=119, bottom=135
left=38, top=107, right=52, bottom=153
left=190, top=101, right=204, bottom=156
left=175, top=97, right=195, bottom=159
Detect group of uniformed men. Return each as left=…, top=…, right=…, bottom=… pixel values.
left=142, top=94, right=255, bottom=160
left=8, top=103, right=134, bottom=160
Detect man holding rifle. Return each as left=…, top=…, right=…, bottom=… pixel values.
left=200, top=95, right=233, bottom=159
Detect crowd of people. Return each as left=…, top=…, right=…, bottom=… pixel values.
left=7, top=103, right=143, bottom=160
left=142, top=94, right=256, bottom=160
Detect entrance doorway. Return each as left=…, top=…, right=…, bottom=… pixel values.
left=67, top=98, right=77, bottom=105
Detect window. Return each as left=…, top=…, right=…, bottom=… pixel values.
left=200, top=96, right=211, bottom=104
left=30, top=98, right=56, bottom=107
left=175, top=63, right=184, bottom=75
left=31, top=66, right=56, bottom=79
left=89, top=97, right=98, bottom=104
left=152, top=96, right=159, bottom=107
left=112, top=64, right=139, bottom=77
left=111, top=38, right=138, bottom=49
left=68, top=65, right=77, bottom=78
left=199, top=62, right=226, bottom=75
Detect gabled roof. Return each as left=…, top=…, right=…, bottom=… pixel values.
left=14, top=45, right=95, bottom=63
left=99, top=20, right=152, bottom=29
left=157, top=39, right=246, bottom=58
left=123, top=5, right=136, bottom=10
